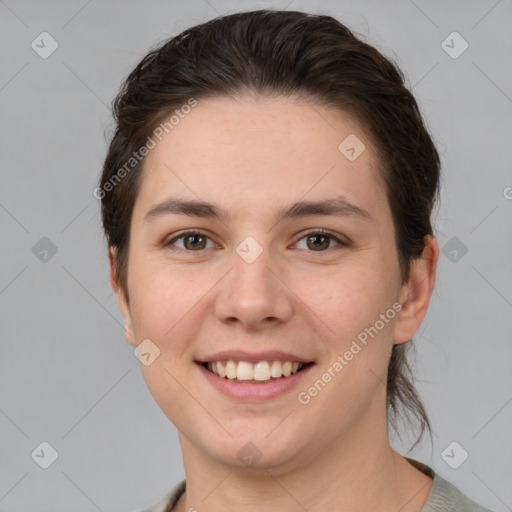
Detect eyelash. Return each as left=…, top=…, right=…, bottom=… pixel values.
left=164, top=229, right=349, bottom=252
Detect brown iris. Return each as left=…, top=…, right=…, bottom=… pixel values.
left=306, top=234, right=330, bottom=251
left=183, top=233, right=207, bottom=250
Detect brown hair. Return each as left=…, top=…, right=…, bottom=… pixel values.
left=99, top=9, right=440, bottom=450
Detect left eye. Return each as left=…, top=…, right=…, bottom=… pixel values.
left=294, top=230, right=347, bottom=251
left=164, top=230, right=347, bottom=252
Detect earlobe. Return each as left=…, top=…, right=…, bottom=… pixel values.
left=109, top=246, right=137, bottom=347
left=393, top=235, right=439, bottom=345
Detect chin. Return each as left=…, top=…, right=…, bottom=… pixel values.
left=192, top=418, right=315, bottom=472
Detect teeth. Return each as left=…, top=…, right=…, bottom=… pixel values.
left=270, top=361, right=282, bottom=378
left=253, top=361, right=270, bottom=381
left=237, top=361, right=253, bottom=380
left=216, top=361, right=226, bottom=378
left=207, top=360, right=304, bottom=381
left=225, top=360, right=237, bottom=379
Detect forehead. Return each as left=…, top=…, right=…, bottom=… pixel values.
left=134, top=95, right=388, bottom=223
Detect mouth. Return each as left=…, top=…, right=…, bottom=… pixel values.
left=198, top=359, right=313, bottom=383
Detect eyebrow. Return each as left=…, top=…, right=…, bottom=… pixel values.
left=143, top=195, right=373, bottom=224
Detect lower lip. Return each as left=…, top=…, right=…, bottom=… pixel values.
left=197, top=363, right=314, bottom=401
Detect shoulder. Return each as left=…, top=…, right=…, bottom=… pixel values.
left=138, top=480, right=186, bottom=512
left=419, top=468, right=494, bottom=512
left=405, top=457, right=493, bottom=512
left=137, top=467, right=496, bottom=512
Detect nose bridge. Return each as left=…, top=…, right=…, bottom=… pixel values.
left=216, top=237, right=292, bottom=328
left=234, top=244, right=272, bottom=292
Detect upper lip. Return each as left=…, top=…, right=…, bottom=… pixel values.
left=197, top=350, right=313, bottom=364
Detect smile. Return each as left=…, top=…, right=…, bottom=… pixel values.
left=204, top=360, right=306, bottom=382
left=197, top=357, right=314, bottom=401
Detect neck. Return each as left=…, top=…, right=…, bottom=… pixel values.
left=176, top=398, right=432, bottom=512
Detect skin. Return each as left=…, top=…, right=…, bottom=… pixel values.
left=110, top=94, right=439, bottom=512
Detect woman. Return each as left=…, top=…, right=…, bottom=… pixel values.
left=98, top=9, right=493, bottom=512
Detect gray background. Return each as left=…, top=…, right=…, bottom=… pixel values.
left=1, top=0, right=511, bottom=511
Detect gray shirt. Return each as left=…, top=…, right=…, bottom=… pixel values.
left=141, top=458, right=493, bottom=512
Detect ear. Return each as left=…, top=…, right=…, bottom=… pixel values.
left=109, top=246, right=137, bottom=347
left=393, top=235, right=439, bottom=345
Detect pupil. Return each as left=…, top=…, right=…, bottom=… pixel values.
left=308, top=235, right=328, bottom=250
left=187, top=235, right=204, bottom=249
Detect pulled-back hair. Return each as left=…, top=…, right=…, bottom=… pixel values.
left=99, top=9, right=440, bottom=450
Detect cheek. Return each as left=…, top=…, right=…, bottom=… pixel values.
left=128, top=247, right=398, bottom=348
left=293, top=267, right=396, bottom=431
left=126, top=254, right=199, bottom=346
left=288, top=259, right=397, bottom=412
left=289, top=260, right=397, bottom=344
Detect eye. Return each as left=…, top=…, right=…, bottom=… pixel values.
left=294, top=229, right=348, bottom=252
left=165, top=230, right=216, bottom=251
left=164, top=229, right=348, bottom=252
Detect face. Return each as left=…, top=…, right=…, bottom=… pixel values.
left=112, top=94, right=433, bottom=472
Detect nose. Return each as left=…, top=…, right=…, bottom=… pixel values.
left=215, top=246, right=294, bottom=331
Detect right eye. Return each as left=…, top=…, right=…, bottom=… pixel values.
left=164, top=230, right=217, bottom=251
